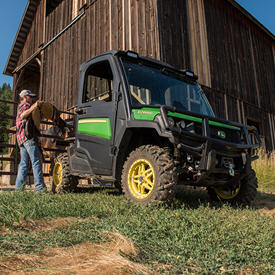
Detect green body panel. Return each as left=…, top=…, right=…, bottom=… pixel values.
left=132, top=107, right=240, bottom=130
left=78, top=118, right=111, bottom=140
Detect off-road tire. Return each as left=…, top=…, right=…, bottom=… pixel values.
left=121, top=145, right=177, bottom=205
left=51, top=153, right=78, bottom=193
left=207, top=168, right=258, bottom=206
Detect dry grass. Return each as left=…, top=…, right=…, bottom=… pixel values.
left=0, top=231, right=150, bottom=275
left=252, top=149, right=275, bottom=192
left=0, top=217, right=82, bottom=235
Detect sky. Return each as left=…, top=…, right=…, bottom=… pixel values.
left=0, top=0, right=274, bottom=88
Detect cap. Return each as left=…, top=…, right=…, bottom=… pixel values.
left=19, top=89, right=37, bottom=98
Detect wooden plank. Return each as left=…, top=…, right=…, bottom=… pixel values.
left=111, top=0, right=118, bottom=50
left=0, top=171, right=50, bottom=176
left=131, top=0, right=138, bottom=52
left=0, top=99, right=18, bottom=105
left=118, top=0, right=123, bottom=51
left=43, top=148, right=66, bottom=152
left=0, top=129, right=16, bottom=134
left=138, top=0, right=146, bottom=55
left=121, top=0, right=125, bottom=50
left=0, top=114, right=16, bottom=120
left=268, top=113, right=275, bottom=150
left=0, top=144, right=16, bottom=148
left=0, top=157, right=15, bottom=162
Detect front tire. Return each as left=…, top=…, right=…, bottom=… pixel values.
left=51, top=153, right=78, bottom=193
left=121, top=145, right=177, bottom=205
left=207, top=168, right=258, bottom=206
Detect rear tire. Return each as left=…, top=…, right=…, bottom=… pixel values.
left=207, top=168, right=258, bottom=206
left=121, top=145, right=177, bottom=205
left=51, top=153, right=78, bottom=193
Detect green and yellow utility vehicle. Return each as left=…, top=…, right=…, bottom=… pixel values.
left=52, top=50, right=261, bottom=205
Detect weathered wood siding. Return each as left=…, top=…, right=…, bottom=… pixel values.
left=157, top=0, right=189, bottom=70
left=204, top=0, right=275, bottom=115
left=186, top=0, right=211, bottom=87
left=17, top=1, right=44, bottom=67
left=10, top=0, right=275, bottom=150
left=42, top=0, right=160, bottom=110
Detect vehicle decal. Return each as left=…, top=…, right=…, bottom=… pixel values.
left=78, top=118, right=111, bottom=139
left=132, top=108, right=160, bottom=120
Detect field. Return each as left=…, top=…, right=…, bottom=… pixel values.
left=0, top=153, right=274, bottom=274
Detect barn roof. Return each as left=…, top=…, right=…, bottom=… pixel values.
left=4, top=0, right=275, bottom=76
left=4, top=0, right=40, bottom=76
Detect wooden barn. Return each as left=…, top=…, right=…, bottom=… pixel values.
left=4, top=0, right=275, bottom=150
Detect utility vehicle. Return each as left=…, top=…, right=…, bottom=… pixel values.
left=52, top=50, right=261, bottom=205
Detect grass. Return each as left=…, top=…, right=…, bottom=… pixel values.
left=0, top=187, right=274, bottom=274
left=252, top=149, right=275, bottom=192
left=0, top=149, right=274, bottom=273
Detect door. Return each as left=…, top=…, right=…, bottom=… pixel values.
left=74, top=56, right=119, bottom=176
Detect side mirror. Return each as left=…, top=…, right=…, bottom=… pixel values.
left=75, top=108, right=85, bottom=115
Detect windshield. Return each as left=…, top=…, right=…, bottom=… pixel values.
left=122, top=59, right=214, bottom=117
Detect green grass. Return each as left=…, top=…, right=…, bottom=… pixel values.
left=253, top=150, right=275, bottom=193
left=0, top=188, right=274, bottom=274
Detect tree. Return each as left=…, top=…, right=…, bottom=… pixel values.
left=0, top=83, right=12, bottom=154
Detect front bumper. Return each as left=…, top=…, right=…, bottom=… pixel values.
left=160, top=106, right=261, bottom=186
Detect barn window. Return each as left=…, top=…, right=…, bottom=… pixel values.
left=83, top=61, right=113, bottom=103
left=46, top=0, right=63, bottom=16
left=72, top=0, right=87, bottom=19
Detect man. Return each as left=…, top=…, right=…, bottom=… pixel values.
left=15, top=89, right=46, bottom=192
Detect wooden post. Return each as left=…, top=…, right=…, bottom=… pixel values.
left=268, top=113, right=275, bottom=151
left=224, top=94, right=229, bottom=120
left=186, top=0, right=211, bottom=87
left=249, top=29, right=261, bottom=108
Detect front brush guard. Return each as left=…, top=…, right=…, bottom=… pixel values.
left=160, top=106, right=261, bottom=185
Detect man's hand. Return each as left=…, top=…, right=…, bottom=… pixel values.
left=33, top=100, right=43, bottom=108
left=20, top=100, right=43, bottom=119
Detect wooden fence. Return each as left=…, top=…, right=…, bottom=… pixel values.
left=0, top=99, right=75, bottom=186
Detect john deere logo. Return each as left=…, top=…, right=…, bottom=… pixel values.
left=218, top=130, right=226, bottom=139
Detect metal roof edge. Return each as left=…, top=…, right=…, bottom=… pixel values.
left=228, top=0, right=275, bottom=41
left=3, top=0, right=38, bottom=76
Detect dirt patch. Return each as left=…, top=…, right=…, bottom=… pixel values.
left=253, top=192, right=275, bottom=217
left=0, top=217, right=83, bottom=235
left=0, top=232, right=150, bottom=275
left=257, top=208, right=275, bottom=217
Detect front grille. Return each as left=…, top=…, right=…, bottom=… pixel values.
left=210, top=126, right=241, bottom=143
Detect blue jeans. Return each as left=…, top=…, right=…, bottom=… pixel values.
left=15, top=138, right=46, bottom=192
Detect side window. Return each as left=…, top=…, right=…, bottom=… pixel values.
left=83, top=61, right=113, bottom=103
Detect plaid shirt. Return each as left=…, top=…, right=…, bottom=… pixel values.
left=16, top=102, right=31, bottom=146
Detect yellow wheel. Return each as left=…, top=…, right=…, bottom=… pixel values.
left=52, top=161, right=63, bottom=188
left=208, top=168, right=258, bottom=205
left=51, top=153, right=78, bottom=193
left=121, top=145, right=176, bottom=205
left=214, top=182, right=241, bottom=200
left=128, top=159, right=155, bottom=199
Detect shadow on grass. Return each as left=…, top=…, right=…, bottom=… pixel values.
left=72, top=184, right=275, bottom=211
left=75, top=185, right=122, bottom=196
left=172, top=186, right=222, bottom=209
left=253, top=191, right=275, bottom=210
